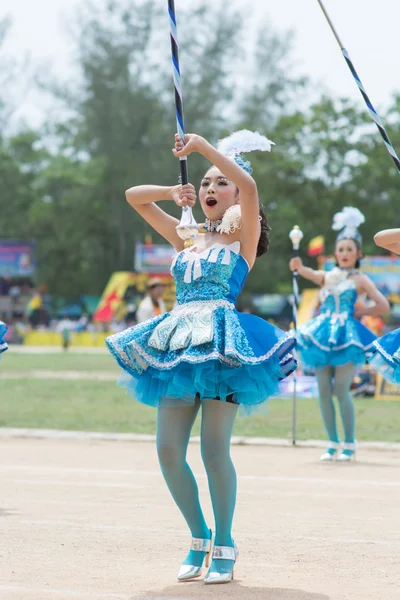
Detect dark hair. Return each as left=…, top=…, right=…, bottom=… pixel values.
left=334, top=237, right=362, bottom=269
left=257, top=205, right=271, bottom=257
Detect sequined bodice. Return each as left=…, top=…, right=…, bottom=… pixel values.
left=171, top=241, right=248, bottom=305
left=319, top=279, right=357, bottom=318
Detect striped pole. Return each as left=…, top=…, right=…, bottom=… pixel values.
left=289, top=226, right=303, bottom=446
left=317, top=0, right=400, bottom=173
left=168, top=0, right=198, bottom=247
left=168, top=0, right=188, bottom=185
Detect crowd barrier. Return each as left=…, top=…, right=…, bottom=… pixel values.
left=23, top=331, right=111, bottom=347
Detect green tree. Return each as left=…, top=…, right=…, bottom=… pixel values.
left=36, top=0, right=245, bottom=295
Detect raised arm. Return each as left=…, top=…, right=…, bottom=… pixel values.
left=173, top=134, right=260, bottom=266
left=374, top=228, right=400, bottom=255
left=289, top=257, right=326, bottom=287
left=125, top=183, right=196, bottom=251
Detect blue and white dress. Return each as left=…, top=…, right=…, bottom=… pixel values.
left=0, top=320, right=8, bottom=355
left=369, top=328, right=400, bottom=384
left=295, top=268, right=376, bottom=371
left=106, top=241, right=296, bottom=414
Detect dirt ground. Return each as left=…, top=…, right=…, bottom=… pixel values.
left=1, top=438, right=399, bottom=600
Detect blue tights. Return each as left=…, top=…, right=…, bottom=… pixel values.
left=156, top=397, right=238, bottom=573
left=315, top=363, right=356, bottom=444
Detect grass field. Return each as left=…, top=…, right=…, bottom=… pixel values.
left=2, top=351, right=117, bottom=372
left=1, top=350, right=400, bottom=441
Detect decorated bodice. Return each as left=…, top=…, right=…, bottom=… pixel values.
left=171, top=241, right=249, bottom=305
left=319, top=268, right=358, bottom=321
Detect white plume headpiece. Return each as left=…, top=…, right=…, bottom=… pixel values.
left=332, top=206, right=365, bottom=231
left=217, top=129, right=274, bottom=155
left=332, top=206, right=365, bottom=245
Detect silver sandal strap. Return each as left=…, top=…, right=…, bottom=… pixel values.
left=191, top=537, right=211, bottom=552
left=212, top=545, right=236, bottom=560
left=342, top=442, right=356, bottom=451
left=327, top=441, right=339, bottom=450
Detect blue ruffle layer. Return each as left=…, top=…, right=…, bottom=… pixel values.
left=297, top=342, right=370, bottom=371
left=369, top=329, right=400, bottom=384
left=117, top=357, right=286, bottom=416
left=369, top=353, right=400, bottom=384
left=296, top=315, right=376, bottom=371
left=106, top=306, right=296, bottom=415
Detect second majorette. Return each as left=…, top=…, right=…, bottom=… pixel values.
left=289, top=207, right=389, bottom=461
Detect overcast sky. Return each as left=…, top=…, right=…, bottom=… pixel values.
left=2, top=0, right=399, bottom=127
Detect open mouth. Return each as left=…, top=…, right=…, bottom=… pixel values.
left=206, top=197, right=217, bottom=207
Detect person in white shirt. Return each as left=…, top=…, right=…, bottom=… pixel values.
left=136, top=278, right=166, bottom=323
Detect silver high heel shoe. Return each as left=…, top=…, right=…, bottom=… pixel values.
left=177, top=532, right=213, bottom=581
left=320, top=441, right=340, bottom=461
left=337, top=442, right=357, bottom=461
left=204, top=543, right=238, bottom=585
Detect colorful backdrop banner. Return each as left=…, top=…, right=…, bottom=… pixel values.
left=134, top=244, right=176, bottom=274
left=0, top=241, right=36, bottom=277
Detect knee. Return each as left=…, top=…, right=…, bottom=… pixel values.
left=156, top=442, right=183, bottom=470
left=201, top=446, right=229, bottom=475
left=333, top=381, right=349, bottom=399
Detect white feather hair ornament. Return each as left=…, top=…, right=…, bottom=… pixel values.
left=332, top=206, right=365, bottom=243
left=332, top=206, right=365, bottom=231
left=217, top=129, right=274, bottom=155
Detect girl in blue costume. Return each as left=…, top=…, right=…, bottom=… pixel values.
left=289, top=208, right=389, bottom=461
left=0, top=320, right=8, bottom=355
left=106, top=130, right=296, bottom=584
left=369, top=228, right=400, bottom=383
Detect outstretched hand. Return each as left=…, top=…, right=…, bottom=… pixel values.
left=170, top=183, right=196, bottom=208
left=172, top=133, right=204, bottom=158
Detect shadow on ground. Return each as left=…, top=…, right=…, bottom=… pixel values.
left=0, top=507, right=17, bottom=517
left=133, top=582, right=330, bottom=600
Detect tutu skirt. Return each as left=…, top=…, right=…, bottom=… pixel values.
left=106, top=301, right=296, bottom=415
left=296, top=313, right=376, bottom=371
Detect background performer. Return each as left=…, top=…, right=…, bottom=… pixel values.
left=290, top=208, right=389, bottom=461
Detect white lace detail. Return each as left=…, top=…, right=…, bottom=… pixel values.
left=372, top=340, right=398, bottom=365
left=129, top=341, right=241, bottom=369
left=297, top=323, right=374, bottom=353
left=108, top=317, right=295, bottom=373
left=172, top=299, right=234, bottom=315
